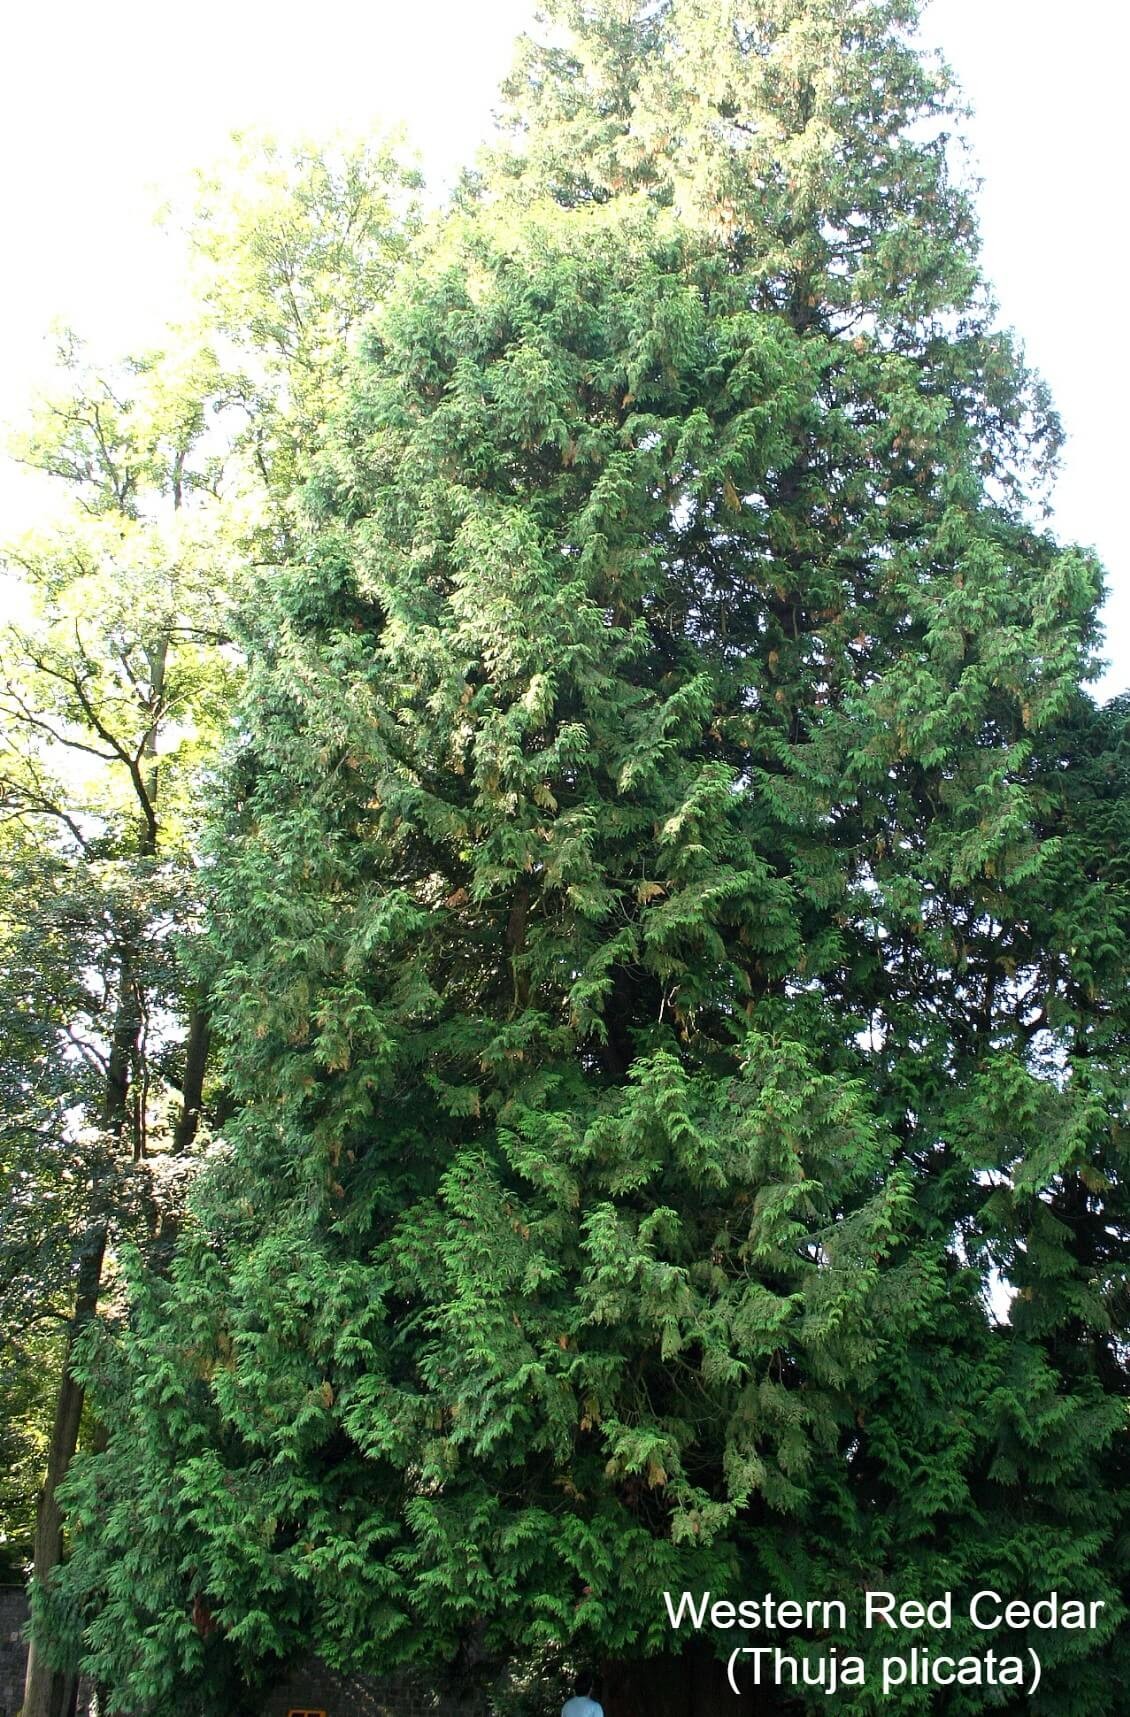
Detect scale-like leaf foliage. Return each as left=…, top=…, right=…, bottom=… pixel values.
left=53, top=5, right=1127, bottom=1712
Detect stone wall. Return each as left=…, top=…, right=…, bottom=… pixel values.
left=0, top=1588, right=28, bottom=1717
left=0, top=1590, right=95, bottom=1717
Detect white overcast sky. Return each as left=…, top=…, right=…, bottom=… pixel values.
left=2, top=0, right=1126, bottom=696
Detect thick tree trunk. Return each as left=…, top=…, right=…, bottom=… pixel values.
left=172, top=1003, right=210, bottom=1154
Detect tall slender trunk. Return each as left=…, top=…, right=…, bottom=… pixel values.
left=23, top=633, right=173, bottom=1717
left=23, top=969, right=140, bottom=1714
left=22, top=1237, right=105, bottom=1717
left=22, top=1002, right=128, bottom=1717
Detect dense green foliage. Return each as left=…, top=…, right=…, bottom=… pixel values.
left=11, top=3, right=1129, bottom=1714
left=0, top=137, right=420, bottom=1710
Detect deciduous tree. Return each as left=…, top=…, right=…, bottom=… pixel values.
left=2, top=134, right=420, bottom=1717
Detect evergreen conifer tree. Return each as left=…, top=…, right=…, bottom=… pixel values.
left=52, top=3, right=1127, bottom=1712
